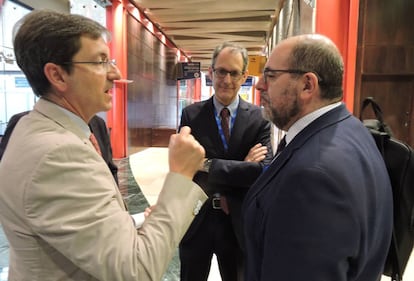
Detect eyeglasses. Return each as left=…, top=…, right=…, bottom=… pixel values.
left=61, top=59, right=117, bottom=71
left=212, top=68, right=244, bottom=81
left=263, top=67, right=324, bottom=84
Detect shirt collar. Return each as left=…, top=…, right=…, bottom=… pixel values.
left=213, top=95, right=239, bottom=118
left=285, top=101, right=342, bottom=145
left=55, top=106, right=91, bottom=138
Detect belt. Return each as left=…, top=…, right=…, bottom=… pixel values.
left=212, top=193, right=222, bottom=209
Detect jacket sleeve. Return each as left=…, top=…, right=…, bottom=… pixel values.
left=207, top=119, right=273, bottom=190
left=26, top=143, right=207, bottom=281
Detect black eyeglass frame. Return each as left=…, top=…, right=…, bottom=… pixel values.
left=212, top=67, right=245, bottom=81
left=263, top=67, right=324, bottom=84
left=60, top=59, right=117, bottom=71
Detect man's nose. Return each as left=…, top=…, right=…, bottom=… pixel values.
left=223, top=72, right=233, bottom=82
left=108, top=65, right=122, bottom=80
left=256, top=75, right=267, bottom=91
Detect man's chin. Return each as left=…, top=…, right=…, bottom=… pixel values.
left=101, top=101, right=112, bottom=112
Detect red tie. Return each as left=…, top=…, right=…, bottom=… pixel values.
left=89, top=133, right=102, bottom=156
left=220, top=108, right=230, bottom=142
left=218, top=108, right=231, bottom=215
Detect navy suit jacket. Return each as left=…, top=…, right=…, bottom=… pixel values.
left=179, top=96, right=273, bottom=244
left=243, top=104, right=393, bottom=281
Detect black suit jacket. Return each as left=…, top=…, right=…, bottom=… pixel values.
left=243, top=104, right=393, bottom=281
left=88, top=115, right=118, bottom=184
left=0, top=111, right=118, bottom=184
left=179, top=96, right=273, bottom=245
left=0, top=111, right=30, bottom=161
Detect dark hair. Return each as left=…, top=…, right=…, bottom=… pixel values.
left=13, top=10, right=109, bottom=97
left=287, top=36, right=344, bottom=100
left=211, top=42, right=249, bottom=72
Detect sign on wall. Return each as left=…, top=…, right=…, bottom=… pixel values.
left=176, top=62, right=201, bottom=80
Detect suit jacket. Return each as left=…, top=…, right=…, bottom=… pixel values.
left=180, top=96, right=273, bottom=245
left=0, top=98, right=207, bottom=281
left=243, top=104, right=393, bottom=281
left=88, top=115, right=118, bottom=184
left=0, top=112, right=118, bottom=184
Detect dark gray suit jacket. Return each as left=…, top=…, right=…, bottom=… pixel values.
left=179, top=96, right=273, bottom=245
left=243, top=104, right=393, bottom=281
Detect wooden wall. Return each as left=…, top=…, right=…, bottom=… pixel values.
left=354, top=0, right=414, bottom=147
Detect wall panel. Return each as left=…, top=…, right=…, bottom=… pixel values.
left=126, top=13, right=178, bottom=153
left=354, top=0, right=414, bottom=147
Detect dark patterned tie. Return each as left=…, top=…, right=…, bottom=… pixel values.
left=220, top=108, right=230, bottom=142
left=89, top=133, right=102, bottom=156
left=276, top=135, right=286, bottom=155
left=218, top=108, right=231, bottom=214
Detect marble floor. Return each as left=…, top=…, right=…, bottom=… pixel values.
left=129, top=148, right=221, bottom=281
left=129, top=148, right=414, bottom=281
left=0, top=147, right=413, bottom=281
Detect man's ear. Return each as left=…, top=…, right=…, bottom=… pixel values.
left=241, top=69, right=249, bottom=84
left=299, top=72, right=319, bottom=104
left=302, top=72, right=318, bottom=92
left=43, top=62, right=67, bottom=91
left=208, top=66, right=214, bottom=80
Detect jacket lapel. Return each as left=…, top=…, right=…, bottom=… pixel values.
left=34, top=98, right=90, bottom=144
left=246, top=104, right=351, bottom=199
left=202, top=98, right=228, bottom=153
left=227, top=98, right=250, bottom=153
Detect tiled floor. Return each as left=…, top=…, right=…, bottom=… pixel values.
left=0, top=147, right=413, bottom=281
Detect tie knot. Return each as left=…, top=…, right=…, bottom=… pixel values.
left=220, top=108, right=230, bottom=118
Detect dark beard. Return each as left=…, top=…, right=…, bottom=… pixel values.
left=271, top=98, right=300, bottom=130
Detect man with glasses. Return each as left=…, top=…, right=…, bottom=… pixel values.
left=0, top=10, right=207, bottom=281
left=179, top=42, right=273, bottom=281
left=242, top=34, right=393, bottom=281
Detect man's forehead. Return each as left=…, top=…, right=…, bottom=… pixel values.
left=266, top=44, right=290, bottom=68
left=77, top=36, right=110, bottom=56
left=215, top=52, right=244, bottom=69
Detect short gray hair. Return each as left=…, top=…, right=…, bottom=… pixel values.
left=211, top=42, right=249, bottom=72
left=288, top=36, right=344, bottom=100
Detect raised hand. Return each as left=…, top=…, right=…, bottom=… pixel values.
left=168, top=126, right=205, bottom=179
